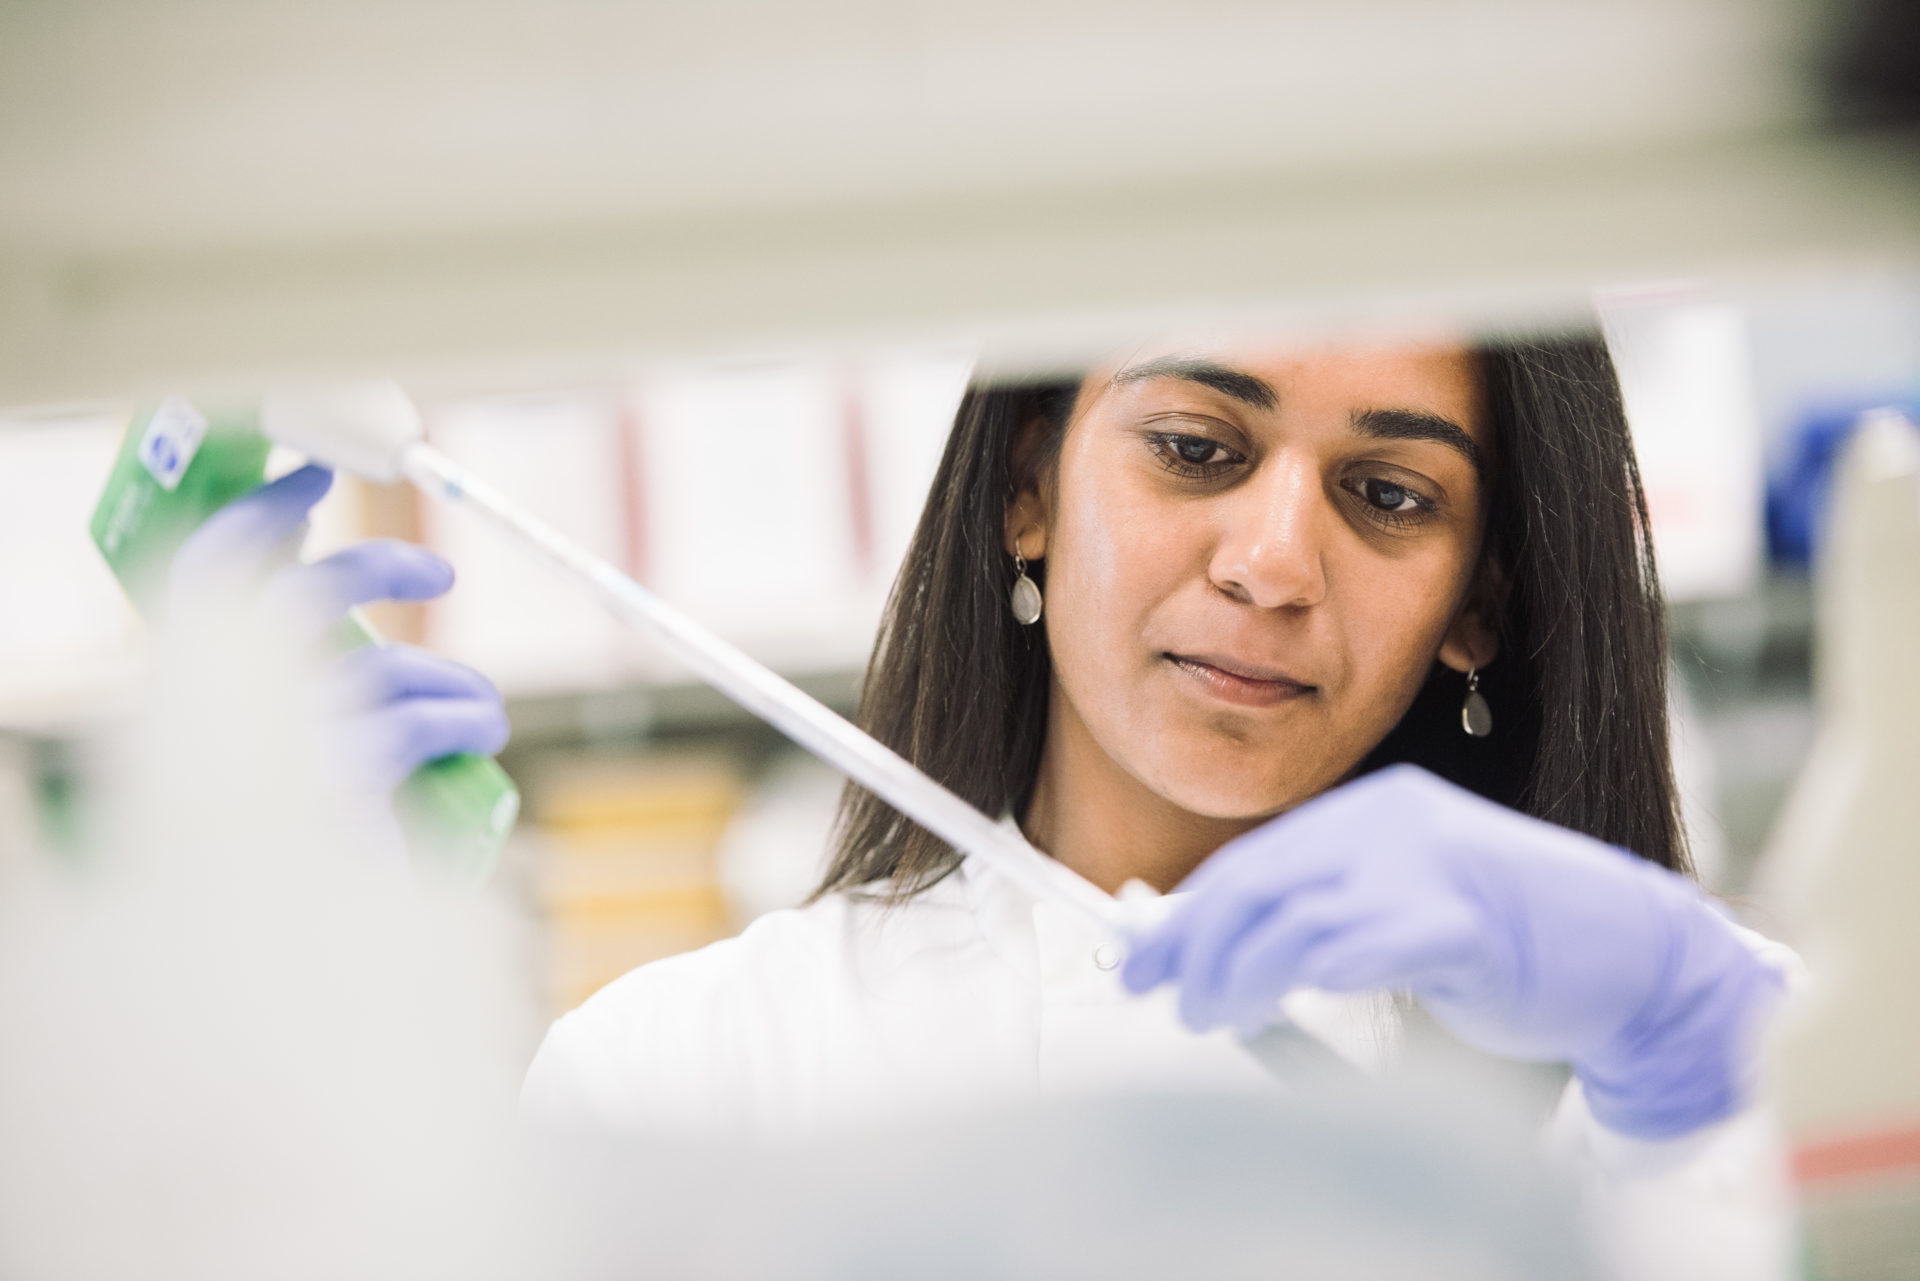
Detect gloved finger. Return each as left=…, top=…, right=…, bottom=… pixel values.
left=1170, top=786, right=1376, bottom=902
left=1167, top=885, right=1312, bottom=1032
left=1120, top=926, right=1179, bottom=995
left=1204, top=890, right=1376, bottom=1031
left=1124, top=873, right=1271, bottom=994
left=1289, top=907, right=1483, bottom=997
left=333, top=644, right=497, bottom=708
left=359, top=695, right=510, bottom=789
left=171, top=464, right=335, bottom=597
left=263, top=539, right=454, bottom=631
left=1125, top=845, right=1346, bottom=1000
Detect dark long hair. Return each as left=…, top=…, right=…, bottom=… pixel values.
left=816, top=333, right=1687, bottom=900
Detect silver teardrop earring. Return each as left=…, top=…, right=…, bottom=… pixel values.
left=1010, top=551, right=1043, bottom=625
left=1462, top=667, right=1492, bottom=738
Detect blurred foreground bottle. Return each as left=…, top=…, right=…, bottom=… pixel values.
left=1760, top=408, right=1920, bottom=1280
left=88, top=397, right=519, bottom=884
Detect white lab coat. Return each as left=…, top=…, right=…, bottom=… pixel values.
left=521, top=826, right=1396, bottom=1137
left=522, top=828, right=1800, bottom=1276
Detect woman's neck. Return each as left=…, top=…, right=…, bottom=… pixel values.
left=1018, top=688, right=1261, bottom=895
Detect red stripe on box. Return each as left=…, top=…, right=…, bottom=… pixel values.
left=618, top=395, right=649, bottom=585
left=842, top=378, right=874, bottom=578
left=1793, top=1122, right=1920, bottom=1186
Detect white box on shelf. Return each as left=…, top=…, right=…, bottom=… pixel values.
left=852, top=348, right=975, bottom=602
left=0, top=412, right=145, bottom=727
left=629, top=361, right=870, bottom=676
left=1603, top=294, right=1766, bottom=602
left=422, top=395, right=630, bottom=696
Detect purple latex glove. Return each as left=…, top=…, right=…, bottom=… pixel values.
left=171, top=463, right=509, bottom=790
left=1122, top=764, right=1786, bottom=1140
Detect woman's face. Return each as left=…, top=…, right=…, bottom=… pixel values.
left=1011, top=340, right=1498, bottom=821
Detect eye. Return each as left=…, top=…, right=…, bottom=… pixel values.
left=1146, top=431, right=1244, bottom=479
left=1361, top=479, right=1418, bottom=512
left=1344, top=475, right=1437, bottom=529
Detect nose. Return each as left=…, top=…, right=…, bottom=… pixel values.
left=1208, top=458, right=1328, bottom=609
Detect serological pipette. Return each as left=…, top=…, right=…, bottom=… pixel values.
left=262, top=381, right=1353, bottom=1083
left=262, top=382, right=1126, bottom=935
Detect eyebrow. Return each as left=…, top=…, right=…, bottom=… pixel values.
left=1111, top=355, right=1483, bottom=474
left=1110, top=356, right=1278, bottom=411
left=1351, top=407, right=1482, bottom=475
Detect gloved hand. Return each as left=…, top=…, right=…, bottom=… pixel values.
left=1121, top=764, right=1786, bottom=1140
left=171, top=463, right=510, bottom=793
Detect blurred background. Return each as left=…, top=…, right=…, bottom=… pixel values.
left=3, top=2, right=1920, bottom=1275
left=0, top=0, right=1917, bottom=1043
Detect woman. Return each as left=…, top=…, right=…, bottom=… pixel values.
left=517, top=331, right=1789, bottom=1145
left=189, top=330, right=1787, bottom=1153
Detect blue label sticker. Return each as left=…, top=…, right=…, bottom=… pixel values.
left=136, top=398, right=208, bottom=492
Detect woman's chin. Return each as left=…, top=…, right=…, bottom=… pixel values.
left=1115, top=717, right=1337, bottom=823
left=1137, top=763, right=1308, bottom=824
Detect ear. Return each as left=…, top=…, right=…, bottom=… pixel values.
left=1002, top=413, right=1054, bottom=560
left=1436, top=557, right=1505, bottom=673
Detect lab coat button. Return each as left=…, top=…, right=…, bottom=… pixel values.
left=1093, top=943, right=1121, bottom=971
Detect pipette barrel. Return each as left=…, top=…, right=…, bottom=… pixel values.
left=398, top=443, right=1125, bottom=934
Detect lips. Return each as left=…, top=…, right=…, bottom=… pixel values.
left=1165, top=652, right=1317, bottom=709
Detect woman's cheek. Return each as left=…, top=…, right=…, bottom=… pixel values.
left=1053, top=464, right=1164, bottom=632
left=1342, top=547, right=1475, bottom=712
left=1047, top=478, right=1193, bottom=708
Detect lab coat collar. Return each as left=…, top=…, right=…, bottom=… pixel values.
left=956, top=816, right=1165, bottom=995
left=957, top=816, right=1400, bottom=1072
left=979, top=814, right=1131, bottom=917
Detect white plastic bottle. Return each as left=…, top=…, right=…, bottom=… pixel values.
left=1759, top=408, right=1920, bottom=1280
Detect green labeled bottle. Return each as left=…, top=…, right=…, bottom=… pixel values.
left=89, top=396, right=519, bottom=883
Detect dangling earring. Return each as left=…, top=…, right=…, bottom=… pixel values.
left=1010, top=551, right=1043, bottom=625
left=1461, top=667, right=1492, bottom=738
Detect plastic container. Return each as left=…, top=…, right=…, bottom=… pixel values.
left=89, top=396, right=519, bottom=883
left=1759, top=408, right=1920, bottom=1279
